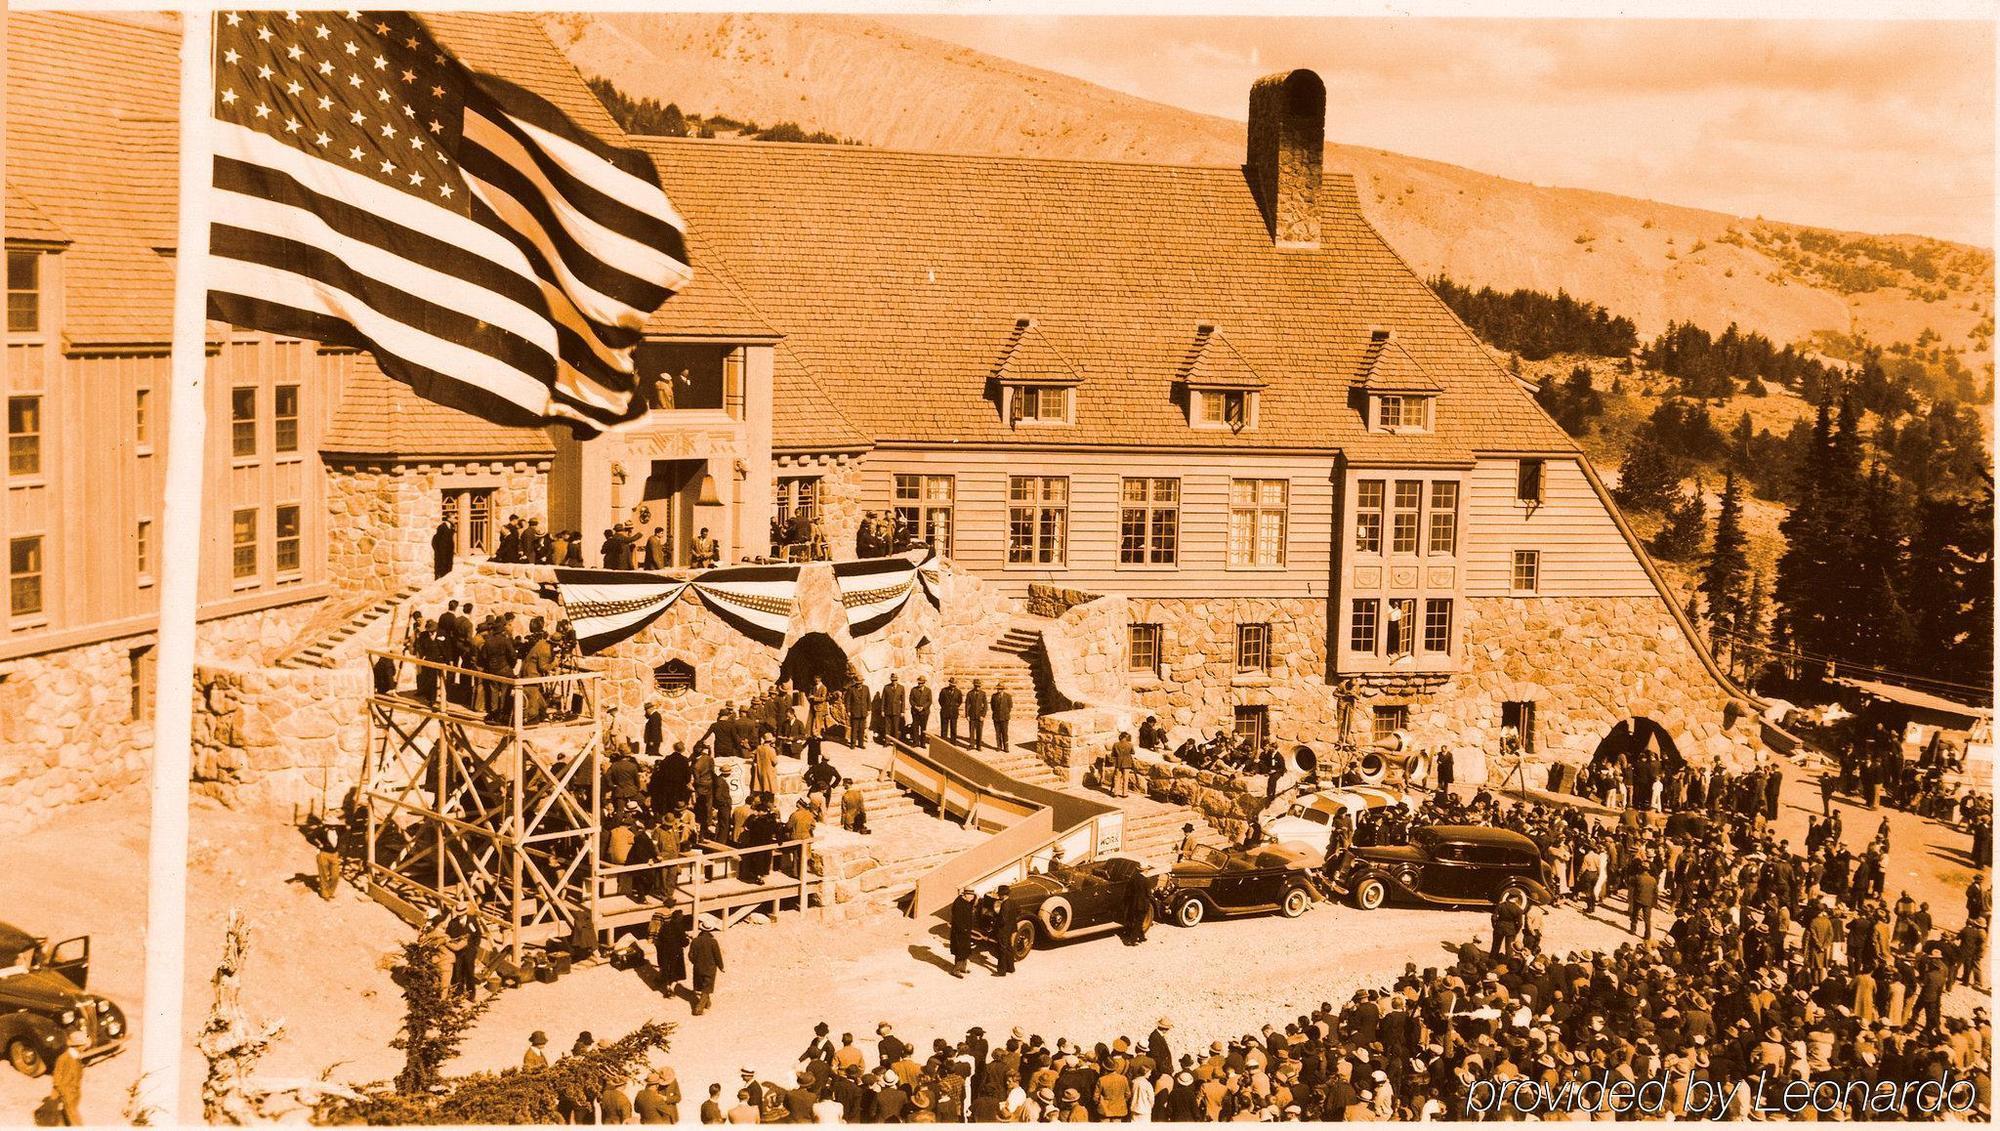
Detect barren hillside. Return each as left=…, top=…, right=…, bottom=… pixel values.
left=545, top=11, right=1993, bottom=362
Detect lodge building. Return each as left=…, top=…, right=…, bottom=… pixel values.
left=1, top=14, right=1759, bottom=827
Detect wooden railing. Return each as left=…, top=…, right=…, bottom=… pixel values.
left=368, top=648, right=601, bottom=726
left=597, top=836, right=816, bottom=930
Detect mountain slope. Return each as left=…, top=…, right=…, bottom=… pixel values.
left=546, top=11, right=1992, bottom=363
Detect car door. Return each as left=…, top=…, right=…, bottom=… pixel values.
left=1421, top=843, right=1483, bottom=902
left=47, top=937, right=88, bottom=990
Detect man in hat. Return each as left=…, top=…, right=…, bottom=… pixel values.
left=1176, top=824, right=1200, bottom=861
left=938, top=676, right=964, bottom=744
left=1147, top=1019, right=1173, bottom=1076
left=965, top=680, right=989, bottom=750
left=949, top=888, right=981, bottom=976
left=908, top=675, right=933, bottom=742
left=992, top=686, right=1014, bottom=751
left=636, top=1067, right=680, bottom=1124
left=523, top=1030, right=550, bottom=1070
left=984, top=886, right=1018, bottom=976
left=689, top=922, right=724, bottom=1015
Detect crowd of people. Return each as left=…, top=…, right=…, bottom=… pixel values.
left=430, top=512, right=725, bottom=577
left=387, top=604, right=583, bottom=724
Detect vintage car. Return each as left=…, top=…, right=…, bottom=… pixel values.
left=1155, top=842, right=1325, bottom=927
left=994, top=856, right=1150, bottom=960
left=0, top=922, right=127, bottom=1076
left=1325, top=825, right=1552, bottom=912
left=1260, top=785, right=1418, bottom=849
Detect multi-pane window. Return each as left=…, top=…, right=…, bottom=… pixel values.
left=6, top=251, right=39, bottom=334
left=1423, top=598, right=1453, bottom=654
left=1007, top=476, right=1068, bottom=565
left=1228, top=478, right=1288, bottom=566
left=1517, top=458, right=1545, bottom=503
left=1200, top=390, right=1249, bottom=428
left=774, top=477, right=821, bottom=554
left=1354, top=479, right=1384, bottom=555
left=1349, top=599, right=1379, bottom=655
left=1428, top=482, right=1459, bottom=555
left=135, top=388, right=152, bottom=448
left=136, top=519, right=152, bottom=582
left=9, top=536, right=43, bottom=617
left=1372, top=704, right=1410, bottom=744
left=1235, top=622, right=1271, bottom=673
left=231, top=508, right=258, bottom=580
left=1512, top=550, right=1541, bottom=593
left=1011, top=386, right=1070, bottom=424
left=7, top=396, right=41, bottom=477
left=1128, top=623, right=1162, bottom=676
left=1386, top=597, right=1417, bottom=656
left=230, top=387, right=257, bottom=458
left=442, top=488, right=495, bottom=556
left=893, top=474, right=956, bottom=557
left=1118, top=477, right=1179, bottom=565
left=1233, top=705, right=1269, bottom=750
left=129, top=646, right=156, bottom=723
left=274, top=385, right=300, bottom=453
left=1391, top=480, right=1422, bottom=554
left=275, top=504, right=302, bottom=575
left=1377, top=395, right=1404, bottom=430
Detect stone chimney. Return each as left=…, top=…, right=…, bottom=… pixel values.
left=1245, top=69, right=1325, bottom=248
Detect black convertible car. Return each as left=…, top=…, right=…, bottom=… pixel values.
left=1326, top=825, right=1552, bottom=911
left=993, top=856, right=1150, bottom=960
left=1156, top=843, right=1325, bottom=927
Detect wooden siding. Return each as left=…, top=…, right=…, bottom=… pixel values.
left=1463, top=456, right=1655, bottom=598
left=857, top=448, right=1339, bottom=600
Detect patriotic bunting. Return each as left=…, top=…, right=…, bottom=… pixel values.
left=551, top=568, right=689, bottom=651
left=688, top=563, right=801, bottom=648
left=833, top=553, right=927, bottom=637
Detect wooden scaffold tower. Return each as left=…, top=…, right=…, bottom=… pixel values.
left=359, top=650, right=605, bottom=960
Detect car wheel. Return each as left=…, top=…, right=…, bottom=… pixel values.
left=9, top=1039, right=47, bottom=1078
left=1280, top=886, right=1311, bottom=918
left=1008, top=920, right=1036, bottom=962
left=1498, top=886, right=1531, bottom=912
left=1173, top=895, right=1206, bottom=928
left=1353, top=876, right=1387, bottom=911
left=1040, top=897, right=1072, bottom=938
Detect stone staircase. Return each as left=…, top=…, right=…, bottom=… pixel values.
left=1112, top=794, right=1232, bottom=872
left=942, top=615, right=1052, bottom=745
left=274, top=585, right=421, bottom=669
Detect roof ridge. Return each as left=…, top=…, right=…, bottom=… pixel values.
left=638, top=134, right=1364, bottom=187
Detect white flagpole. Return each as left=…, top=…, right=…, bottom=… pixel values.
left=135, top=5, right=214, bottom=1123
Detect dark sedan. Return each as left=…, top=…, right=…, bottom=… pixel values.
left=1156, top=843, right=1325, bottom=927
left=1326, top=825, right=1552, bottom=911
left=0, top=922, right=127, bottom=1077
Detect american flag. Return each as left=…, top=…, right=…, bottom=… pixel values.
left=206, top=10, right=691, bottom=434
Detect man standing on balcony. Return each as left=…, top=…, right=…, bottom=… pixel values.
left=432, top=515, right=456, bottom=579
left=991, top=688, right=1014, bottom=752
left=966, top=681, right=989, bottom=751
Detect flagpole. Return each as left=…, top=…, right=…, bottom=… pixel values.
left=135, top=5, right=214, bottom=1123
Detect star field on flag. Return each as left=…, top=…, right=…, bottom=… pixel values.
left=207, top=10, right=692, bottom=434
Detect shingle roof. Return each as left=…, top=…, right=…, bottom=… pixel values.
left=1353, top=330, right=1444, bottom=394
left=992, top=319, right=1084, bottom=387
left=643, top=230, right=779, bottom=340
left=773, top=342, right=870, bottom=451
left=5, top=13, right=181, bottom=342
left=323, top=354, right=557, bottom=459
left=636, top=137, right=1575, bottom=457
left=1180, top=325, right=1267, bottom=390
left=4, top=184, right=67, bottom=243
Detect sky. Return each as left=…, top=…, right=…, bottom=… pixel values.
left=886, top=16, right=1995, bottom=247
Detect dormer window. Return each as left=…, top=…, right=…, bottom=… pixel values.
left=1007, top=384, right=1073, bottom=426
left=1372, top=393, right=1432, bottom=433
left=1181, top=323, right=1266, bottom=432
left=1194, top=387, right=1258, bottom=430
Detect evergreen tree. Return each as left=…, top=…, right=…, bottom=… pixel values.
left=1700, top=472, right=1751, bottom=657
left=1847, top=463, right=1915, bottom=666
left=1612, top=433, right=1686, bottom=515
left=1650, top=483, right=1708, bottom=561
left=1775, top=396, right=1867, bottom=682
left=1903, top=486, right=1995, bottom=686
left=1738, top=570, right=1769, bottom=684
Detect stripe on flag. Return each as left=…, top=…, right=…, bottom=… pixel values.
left=834, top=553, right=925, bottom=637
left=205, top=10, right=690, bottom=436
left=553, top=569, right=690, bottom=652
left=691, top=564, right=801, bottom=648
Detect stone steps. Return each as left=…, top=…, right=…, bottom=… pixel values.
left=276, top=585, right=421, bottom=669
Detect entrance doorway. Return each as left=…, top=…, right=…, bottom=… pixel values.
left=636, top=459, right=704, bottom=567
left=780, top=632, right=852, bottom=697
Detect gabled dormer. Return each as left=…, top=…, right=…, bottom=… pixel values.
left=990, top=318, right=1081, bottom=426
left=1180, top=323, right=1266, bottom=431
left=1353, top=328, right=1441, bottom=433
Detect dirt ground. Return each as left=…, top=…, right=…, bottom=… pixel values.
left=0, top=759, right=1985, bottom=1126
left=0, top=787, right=150, bottom=1125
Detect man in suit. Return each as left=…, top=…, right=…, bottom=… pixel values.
left=948, top=888, right=980, bottom=977
left=845, top=675, right=871, bottom=747
left=518, top=617, right=555, bottom=723
left=908, top=676, right=933, bottom=742
left=689, top=923, right=724, bottom=1015
left=880, top=675, right=907, bottom=746
left=1628, top=863, right=1660, bottom=940
left=937, top=677, right=963, bottom=744
left=991, top=687, right=1014, bottom=751
left=965, top=681, right=989, bottom=750
left=431, top=517, right=456, bottom=578
left=644, top=527, right=670, bottom=570
left=1435, top=748, right=1455, bottom=797
left=1146, top=1020, right=1173, bottom=1073
left=983, top=885, right=1016, bottom=976
left=479, top=613, right=520, bottom=722
left=643, top=703, right=665, bottom=761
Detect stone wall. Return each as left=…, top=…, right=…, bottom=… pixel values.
left=325, top=459, right=548, bottom=596
left=776, top=453, right=866, bottom=562
left=1040, top=591, right=1134, bottom=711
left=1025, top=583, right=1104, bottom=620
left=190, top=661, right=371, bottom=810
left=1114, top=592, right=1756, bottom=782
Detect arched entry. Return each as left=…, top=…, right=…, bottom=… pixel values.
left=1589, top=717, right=1684, bottom=772
left=780, top=632, right=852, bottom=698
